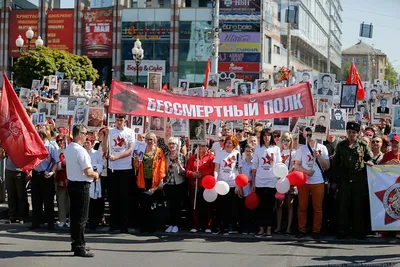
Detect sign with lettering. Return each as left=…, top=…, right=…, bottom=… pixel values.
left=219, top=52, right=260, bottom=62
left=220, top=22, right=260, bottom=32
left=219, top=42, right=261, bottom=53
left=220, top=32, right=260, bottom=42
left=219, top=62, right=260, bottom=73
left=46, top=10, right=74, bottom=53
left=82, top=9, right=113, bottom=58
left=9, top=10, right=38, bottom=57
left=124, top=60, right=166, bottom=76
left=220, top=0, right=261, bottom=13
left=122, top=21, right=171, bottom=40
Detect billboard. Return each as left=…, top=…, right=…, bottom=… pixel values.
left=122, top=21, right=170, bottom=40
left=220, top=32, right=260, bottom=42
left=124, top=60, right=166, bottom=76
left=82, top=9, right=113, bottom=58
left=46, top=10, right=74, bottom=53
left=9, top=10, right=38, bottom=57
left=219, top=52, right=260, bottom=62
left=220, top=22, right=260, bottom=32
left=219, top=42, right=261, bottom=53
left=219, top=0, right=261, bottom=13
left=219, top=62, right=260, bottom=73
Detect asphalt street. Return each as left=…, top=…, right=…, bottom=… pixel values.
left=0, top=223, right=399, bottom=267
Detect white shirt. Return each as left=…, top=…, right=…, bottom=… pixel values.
left=239, top=158, right=253, bottom=197
left=88, top=149, right=103, bottom=199
left=294, top=143, right=329, bottom=184
left=211, top=141, right=223, bottom=154
left=108, top=127, right=134, bottom=170
left=64, top=142, right=93, bottom=182
left=252, top=145, right=281, bottom=188
left=281, top=149, right=297, bottom=169
left=213, top=149, right=240, bottom=187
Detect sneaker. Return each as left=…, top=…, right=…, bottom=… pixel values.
left=295, top=232, right=306, bottom=239
left=205, top=229, right=212, bottom=233
left=190, top=228, right=197, bottom=233
left=222, top=229, right=229, bottom=235
left=165, top=225, right=173, bottom=233
left=312, top=233, right=321, bottom=240
left=396, top=234, right=400, bottom=239
left=171, top=226, right=179, bottom=233
left=212, top=229, right=220, bottom=235
left=58, top=221, right=66, bottom=228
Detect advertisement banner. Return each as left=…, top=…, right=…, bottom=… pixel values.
left=124, top=60, right=166, bottom=76
left=218, top=62, right=260, bottom=73
left=219, top=52, right=261, bottom=63
left=219, top=42, right=261, bottom=53
left=46, top=10, right=74, bottom=53
left=220, top=32, right=260, bottom=43
left=82, top=9, right=113, bottom=58
left=220, top=22, right=260, bottom=32
left=367, top=166, right=400, bottom=231
left=122, top=21, right=170, bottom=40
left=9, top=10, right=38, bottom=57
left=109, top=80, right=314, bottom=120
left=220, top=0, right=261, bottom=13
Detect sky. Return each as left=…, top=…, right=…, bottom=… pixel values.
left=341, top=0, right=400, bottom=72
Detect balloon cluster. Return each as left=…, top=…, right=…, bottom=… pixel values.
left=273, top=163, right=306, bottom=195
left=202, top=174, right=249, bottom=203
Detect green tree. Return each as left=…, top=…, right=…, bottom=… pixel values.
left=13, top=46, right=99, bottom=88
left=341, top=62, right=351, bottom=81
left=385, top=61, right=399, bottom=88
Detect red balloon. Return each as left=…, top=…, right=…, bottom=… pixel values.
left=287, top=171, right=306, bottom=186
left=202, top=175, right=216, bottom=189
left=235, top=174, right=249, bottom=187
left=275, top=192, right=285, bottom=201
left=245, top=192, right=259, bottom=210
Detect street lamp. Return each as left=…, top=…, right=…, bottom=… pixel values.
left=15, top=27, right=44, bottom=55
left=131, top=38, right=144, bottom=84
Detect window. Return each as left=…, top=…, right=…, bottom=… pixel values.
left=362, top=67, right=367, bottom=74
left=363, top=57, right=368, bottom=64
left=274, top=45, right=280, bottom=54
left=380, top=69, right=383, bottom=74
left=264, top=36, right=272, bottom=64
left=355, top=58, right=360, bottom=64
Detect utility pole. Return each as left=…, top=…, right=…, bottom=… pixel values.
left=286, top=0, right=291, bottom=87
left=327, top=0, right=332, bottom=73
left=211, top=0, right=220, bottom=74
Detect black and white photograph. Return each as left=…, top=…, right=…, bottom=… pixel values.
left=39, top=102, right=57, bottom=118
left=329, top=109, right=347, bottom=133
left=393, top=91, right=400, bottom=105
left=19, top=88, right=31, bottom=103
left=187, top=87, right=204, bottom=97
left=237, top=82, right=251, bottom=95
left=316, top=98, right=333, bottom=113
left=38, top=102, right=49, bottom=116
left=32, top=112, right=46, bottom=125
left=368, top=88, right=378, bottom=104
left=72, top=106, right=89, bottom=125
left=87, top=107, right=103, bottom=130
left=207, top=73, right=219, bottom=91
left=49, top=103, right=57, bottom=117
left=85, top=81, right=93, bottom=91
left=89, top=98, right=101, bottom=106
left=333, top=83, right=341, bottom=96
left=150, top=116, right=165, bottom=131
left=178, top=79, right=189, bottom=92
left=272, top=117, right=290, bottom=132
left=354, top=112, right=362, bottom=124
left=317, top=73, right=335, bottom=97
left=340, top=84, right=357, bottom=108
left=231, top=79, right=243, bottom=93
left=189, top=119, right=206, bottom=142
left=49, top=75, right=58, bottom=90
left=55, top=71, right=64, bottom=79
left=363, top=81, right=370, bottom=90
left=132, top=141, right=146, bottom=161
left=147, top=72, right=162, bottom=90
left=296, top=71, right=312, bottom=84
left=206, top=119, right=220, bottom=137
left=171, top=118, right=189, bottom=137
left=373, top=79, right=385, bottom=93
left=255, top=79, right=269, bottom=93
left=131, top=116, right=144, bottom=126
left=60, top=80, right=72, bottom=96
left=312, top=77, right=318, bottom=95
left=55, top=115, right=69, bottom=128
left=58, top=96, right=77, bottom=115
left=375, top=93, right=392, bottom=118
left=357, top=103, right=369, bottom=116
left=313, top=113, right=329, bottom=135
left=204, top=89, right=214, bottom=97
left=172, top=87, right=184, bottom=95
left=392, top=106, right=400, bottom=130
left=31, top=79, right=41, bottom=90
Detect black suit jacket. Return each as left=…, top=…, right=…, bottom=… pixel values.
left=376, top=106, right=389, bottom=114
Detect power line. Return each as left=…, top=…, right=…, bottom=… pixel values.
left=342, top=6, right=399, bottom=20
left=343, top=17, right=400, bottom=31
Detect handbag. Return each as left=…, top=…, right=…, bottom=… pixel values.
left=307, top=143, right=328, bottom=183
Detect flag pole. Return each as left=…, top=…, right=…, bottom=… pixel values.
left=193, top=146, right=199, bottom=210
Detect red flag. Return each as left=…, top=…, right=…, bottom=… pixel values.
left=0, top=72, right=49, bottom=173
left=346, top=63, right=365, bottom=100
left=162, top=82, right=168, bottom=91
left=204, top=58, right=211, bottom=89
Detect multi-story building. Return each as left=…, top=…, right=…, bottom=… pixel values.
left=341, top=40, right=387, bottom=82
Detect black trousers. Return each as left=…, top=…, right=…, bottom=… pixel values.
left=108, top=169, right=132, bottom=230
left=89, top=198, right=103, bottom=229
left=31, top=171, right=54, bottom=227
left=255, top=187, right=276, bottom=228
left=164, top=183, right=185, bottom=226
left=5, top=169, right=28, bottom=220
left=68, top=181, right=90, bottom=251
left=215, top=188, right=236, bottom=230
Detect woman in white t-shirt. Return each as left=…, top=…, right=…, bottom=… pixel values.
left=251, top=128, right=281, bottom=237
left=275, top=132, right=296, bottom=235
left=213, top=135, right=240, bottom=235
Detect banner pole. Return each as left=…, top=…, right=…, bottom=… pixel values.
left=193, top=146, right=199, bottom=210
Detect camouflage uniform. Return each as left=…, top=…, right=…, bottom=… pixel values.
left=332, top=137, right=373, bottom=238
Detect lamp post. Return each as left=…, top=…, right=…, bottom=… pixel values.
left=15, top=27, right=44, bottom=55
left=131, top=39, right=144, bottom=85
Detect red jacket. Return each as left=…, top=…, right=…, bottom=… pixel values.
left=186, top=152, right=215, bottom=188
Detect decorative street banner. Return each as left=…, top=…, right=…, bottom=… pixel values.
left=82, top=9, right=113, bottom=58
left=47, top=10, right=74, bottom=53
left=9, top=10, right=38, bottom=57
left=367, top=165, right=400, bottom=231
left=109, top=80, right=314, bottom=120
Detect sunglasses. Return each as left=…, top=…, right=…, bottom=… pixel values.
left=219, top=139, right=225, bottom=142
left=273, top=135, right=281, bottom=138
left=81, top=132, right=88, bottom=135
left=371, top=140, right=381, bottom=144
left=146, top=139, right=153, bottom=142
left=56, top=139, right=63, bottom=142
left=281, top=139, right=291, bottom=143
left=306, top=133, right=312, bottom=137
left=168, top=142, right=177, bottom=145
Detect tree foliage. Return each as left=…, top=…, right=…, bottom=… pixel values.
left=342, top=62, right=351, bottom=81
left=385, top=61, right=399, bottom=88
left=13, top=46, right=99, bottom=88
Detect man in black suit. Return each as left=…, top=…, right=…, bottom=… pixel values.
left=317, top=74, right=333, bottom=96
left=314, top=115, right=327, bottom=133
left=377, top=98, right=389, bottom=114
left=330, top=110, right=345, bottom=130
left=274, top=118, right=289, bottom=126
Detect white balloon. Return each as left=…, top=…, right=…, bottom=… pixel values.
left=215, top=181, right=230, bottom=195
left=273, top=163, right=289, bottom=178
left=203, top=188, right=218, bottom=202
left=276, top=178, right=290, bottom=194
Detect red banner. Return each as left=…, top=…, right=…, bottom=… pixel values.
left=46, top=10, right=74, bottom=53
left=9, top=10, right=38, bottom=57
left=82, top=9, right=113, bottom=58
left=219, top=62, right=260, bottom=73
left=109, top=81, right=314, bottom=120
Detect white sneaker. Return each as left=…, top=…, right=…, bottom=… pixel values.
left=396, top=234, right=400, bottom=239
left=58, top=221, right=66, bottom=228
left=165, top=225, right=173, bottom=233
left=205, top=229, right=212, bottom=233
left=190, top=228, right=197, bottom=233
left=171, top=226, right=179, bottom=233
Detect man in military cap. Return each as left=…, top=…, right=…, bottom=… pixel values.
left=331, top=121, right=373, bottom=239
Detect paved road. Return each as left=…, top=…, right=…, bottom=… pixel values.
left=0, top=223, right=399, bottom=267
